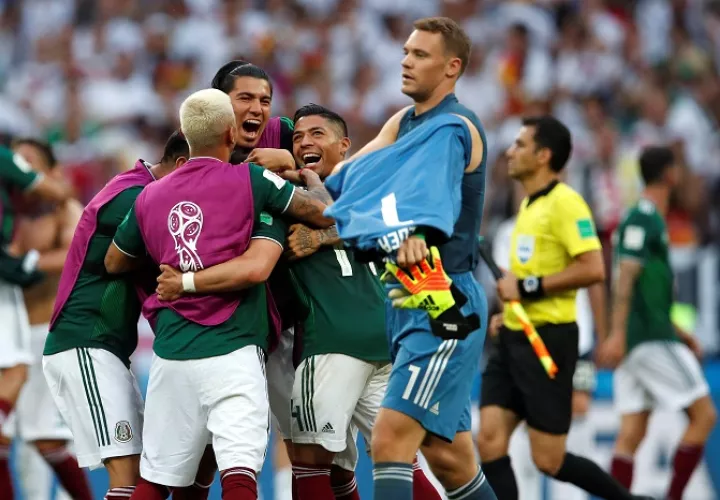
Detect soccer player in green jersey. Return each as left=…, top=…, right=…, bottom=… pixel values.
left=284, top=104, right=394, bottom=500
left=3, top=138, right=90, bottom=500
left=0, top=143, right=74, bottom=495
left=155, top=103, right=443, bottom=500
left=104, top=89, right=334, bottom=500
left=600, top=146, right=717, bottom=500
left=41, top=132, right=190, bottom=500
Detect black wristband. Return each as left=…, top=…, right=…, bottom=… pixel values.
left=518, top=276, right=544, bottom=299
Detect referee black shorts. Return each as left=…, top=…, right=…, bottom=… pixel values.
left=480, top=322, right=579, bottom=435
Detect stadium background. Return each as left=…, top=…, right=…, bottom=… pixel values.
left=2, top=0, right=720, bottom=498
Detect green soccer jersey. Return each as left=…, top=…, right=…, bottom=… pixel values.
left=0, top=146, right=41, bottom=244
left=45, top=186, right=147, bottom=366
left=614, top=198, right=679, bottom=352
left=112, top=163, right=294, bottom=360
left=284, top=220, right=389, bottom=363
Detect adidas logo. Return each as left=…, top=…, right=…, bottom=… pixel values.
left=429, top=402, right=440, bottom=415
left=419, top=295, right=440, bottom=312
left=322, top=423, right=335, bottom=434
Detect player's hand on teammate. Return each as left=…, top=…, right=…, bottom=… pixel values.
left=298, top=167, right=322, bottom=187
left=597, top=333, right=626, bottom=368
left=279, top=167, right=322, bottom=187
left=488, top=313, right=504, bottom=338
left=396, top=235, right=429, bottom=268
left=496, top=270, right=521, bottom=302
left=156, top=264, right=184, bottom=301
left=286, top=224, right=322, bottom=260
left=246, top=148, right=295, bottom=173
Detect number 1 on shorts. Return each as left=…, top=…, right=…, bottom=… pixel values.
left=402, top=364, right=421, bottom=400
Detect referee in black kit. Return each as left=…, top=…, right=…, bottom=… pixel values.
left=476, top=116, right=653, bottom=500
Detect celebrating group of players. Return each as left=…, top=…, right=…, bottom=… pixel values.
left=0, top=14, right=715, bottom=500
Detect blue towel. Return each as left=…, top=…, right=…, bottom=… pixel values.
left=324, top=114, right=472, bottom=253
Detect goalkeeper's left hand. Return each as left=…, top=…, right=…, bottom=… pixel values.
left=382, top=247, right=481, bottom=340
left=383, top=246, right=454, bottom=319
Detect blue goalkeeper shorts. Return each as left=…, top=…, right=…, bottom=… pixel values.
left=382, top=271, right=488, bottom=441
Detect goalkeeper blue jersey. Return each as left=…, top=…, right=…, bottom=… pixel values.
left=397, top=93, right=487, bottom=274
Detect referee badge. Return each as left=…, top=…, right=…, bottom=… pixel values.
left=114, top=421, right=133, bottom=443
left=516, top=235, right=535, bottom=263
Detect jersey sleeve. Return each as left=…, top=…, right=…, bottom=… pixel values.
left=616, top=213, right=656, bottom=262
left=248, top=163, right=295, bottom=215
left=279, top=116, right=294, bottom=153
left=0, top=147, right=40, bottom=191
left=252, top=211, right=288, bottom=249
left=98, top=186, right=143, bottom=228
left=113, top=205, right=145, bottom=258
left=551, top=190, right=602, bottom=258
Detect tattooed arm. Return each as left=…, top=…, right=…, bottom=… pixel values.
left=300, top=168, right=334, bottom=205
left=284, top=188, right=334, bottom=229
left=285, top=224, right=341, bottom=260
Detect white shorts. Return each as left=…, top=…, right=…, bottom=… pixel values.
left=0, top=283, right=32, bottom=368
left=3, top=324, right=72, bottom=441
left=140, top=346, right=270, bottom=487
left=267, top=334, right=360, bottom=471
left=42, top=348, right=144, bottom=469
left=614, top=340, right=710, bottom=414
left=291, top=353, right=389, bottom=454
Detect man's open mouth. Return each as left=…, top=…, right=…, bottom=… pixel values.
left=302, top=153, right=322, bottom=169
left=242, top=119, right=262, bottom=137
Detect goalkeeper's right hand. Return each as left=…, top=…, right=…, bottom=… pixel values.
left=383, top=246, right=455, bottom=319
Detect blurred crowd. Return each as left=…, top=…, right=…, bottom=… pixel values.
left=0, top=0, right=719, bottom=321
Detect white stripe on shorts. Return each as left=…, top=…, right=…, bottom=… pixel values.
left=420, top=339, right=457, bottom=408
left=413, top=340, right=457, bottom=408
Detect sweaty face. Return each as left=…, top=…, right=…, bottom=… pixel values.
left=227, top=76, right=272, bottom=148
left=401, top=30, right=451, bottom=101
left=292, top=115, right=348, bottom=179
left=506, top=126, right=541, bottom=180
left=13, top=143, right=51, bottom=175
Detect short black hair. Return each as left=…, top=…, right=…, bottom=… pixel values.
left=293, top=103, right=349, bottom=138
left=639, top=146, right=675, bottom=186
left=11, top=138, right=56, bottom=169
left=161, top=130, right=189, bottom=164
left=211, top=60, right=273, bottom=96
left=522, top=116, right=572, bottom=172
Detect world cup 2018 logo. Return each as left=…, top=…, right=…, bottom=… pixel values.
left=168, top=201, right=205, bottom=272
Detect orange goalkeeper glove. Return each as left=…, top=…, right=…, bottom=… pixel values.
left=384, top=247, right=454, bottom=319
left=383, top=247, right=481, bottom=339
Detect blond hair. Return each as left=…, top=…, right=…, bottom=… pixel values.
left=179, top=89, right=236, bottom=149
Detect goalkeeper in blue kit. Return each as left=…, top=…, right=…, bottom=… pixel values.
left=325, top=17, right=497, bottom=500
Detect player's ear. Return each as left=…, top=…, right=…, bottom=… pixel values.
left=537, top=147, right=552, bottom=169
left=445, top=56, right=462, bottom=79
left=228, top=124, right=238, bottom=149
left=174, top=156, right=188, bottom=170
left=339, top=137, right=351, bottom=157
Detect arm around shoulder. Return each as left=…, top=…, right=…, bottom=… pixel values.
left=159, top=238, right=283, bottom=300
